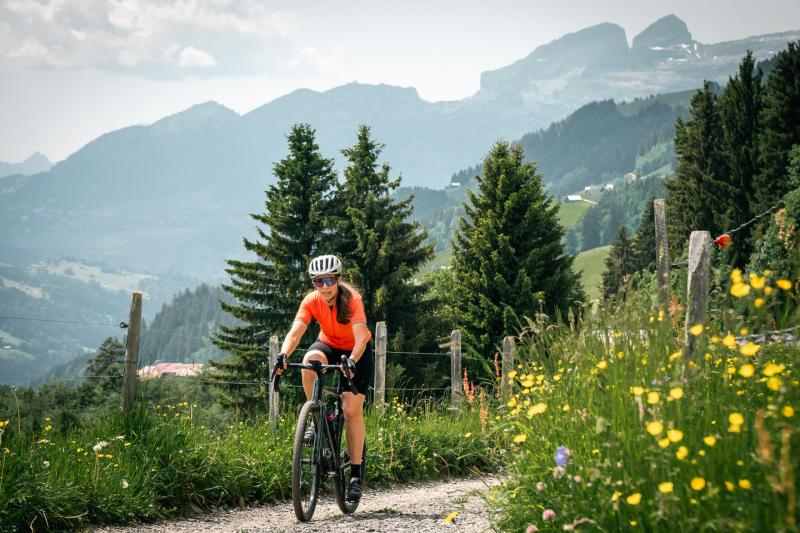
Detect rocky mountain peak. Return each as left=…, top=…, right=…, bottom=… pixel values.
left=632, top=15, right=693, bottom=50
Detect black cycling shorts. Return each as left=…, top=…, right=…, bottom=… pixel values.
left=306, top=340, right=374, bottom=397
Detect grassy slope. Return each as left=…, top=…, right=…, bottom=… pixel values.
left=573, top=245, right=611, bottom=301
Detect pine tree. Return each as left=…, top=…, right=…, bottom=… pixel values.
left=452, top=141, right=584, bottom=359
left=666, top=81, right=728, bottom=255
left=718, top=51, right=763, bottom=266
left=333, top=125, right=434, bottom=348
left=755, top=42, right=800, bottom=213
left=212, top=124, right=336, bottom=412
left=580, top=206, right=602, bottom=251
left=86, top=337, right=125, bottom=377
left=602, top=226, right=635, bottom=300
left=631, top=197, right=656, bottom=273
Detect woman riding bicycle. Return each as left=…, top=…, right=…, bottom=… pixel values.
left=275, top=254, right=373, bottom=502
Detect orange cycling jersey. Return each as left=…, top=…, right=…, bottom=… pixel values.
left=294, top=291, right=372, bottom=350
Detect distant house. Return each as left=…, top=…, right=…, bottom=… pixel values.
left=448, top=182, right=461, bottom=188
left=624, top=172, right=638, bottom=182
left=139, top=362, right=204, bottom=378
left=583, top=185, right=593, bottom=192
left=565, top=194, right=583, bottom=203
left=603, top=183, right=615, bottom=191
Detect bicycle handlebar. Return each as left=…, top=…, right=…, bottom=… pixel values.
left=272, top=355, right=358, bottom=395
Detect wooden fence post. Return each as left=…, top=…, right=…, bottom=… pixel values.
left=374, top=322, right=387, bottom=410
left=501, top=336, right=515, bottom=400
left=121, top=292, right=143, bottom=414
left=654, top=199, right=670, bottom=306
left=685, top=231, right=712, bottom=358
left=450, top=329, right=462, bottom=408
left=269, top=335, right=279, bottom=432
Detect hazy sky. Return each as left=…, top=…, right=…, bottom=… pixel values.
left=2, top=0, right=799, bottom=163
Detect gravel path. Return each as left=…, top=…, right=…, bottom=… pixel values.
left=93, top=477, right=499, bottom=532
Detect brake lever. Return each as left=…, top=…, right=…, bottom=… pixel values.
left=340, top=355, right=359, bottom=394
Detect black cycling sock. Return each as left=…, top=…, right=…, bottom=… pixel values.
left=351, top=464, right=361, bottom=478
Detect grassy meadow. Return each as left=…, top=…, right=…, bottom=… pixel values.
left=489, top=269, right=800, bottom=531
left=0, top=397, right=492, bottom=531
left=574, top=245, right=612, bottom=301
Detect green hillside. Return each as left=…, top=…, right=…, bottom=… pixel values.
left=573, top=245, right=611, bottom=301
left=558, top=201, right=592, bottom=228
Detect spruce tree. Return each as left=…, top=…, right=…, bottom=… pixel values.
left=86, top=337, right=124, bottom=377
left=333, top=125, right=434, bottom=348
left=602, top=226, right=635, bottom=300
left=452, top=141, right=584, bottom=359
left=580, top=206, right=602, bottom=251
left=718, top=52, right=763, bottom=265
left=631, top=197, right=656, bottom=273
left=212, top=124, right=336, bottom=412
left=666, top=81, right=728, bottom=255
left=755, top=42, right=800, bottom=213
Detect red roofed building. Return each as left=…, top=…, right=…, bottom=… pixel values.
left=138, top=362, right=203, bottom=378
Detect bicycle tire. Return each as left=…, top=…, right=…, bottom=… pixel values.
left=292, top=401, right=322, bottom=522
left=334, top=433, right=367, bottom=514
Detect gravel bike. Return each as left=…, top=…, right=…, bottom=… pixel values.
left=273, top=355, right=367, bottom=522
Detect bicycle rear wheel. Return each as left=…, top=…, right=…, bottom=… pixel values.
left=292, top=401, right=322, bottom=522
left=334, top=433, right=367, bottom=514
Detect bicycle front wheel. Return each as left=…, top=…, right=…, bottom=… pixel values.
left=292, top=401, right=322, bottom=522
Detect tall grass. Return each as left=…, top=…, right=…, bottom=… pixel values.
left=492, top=270, right=800, bottom=531
left=0, top=397, right=493, bottom=531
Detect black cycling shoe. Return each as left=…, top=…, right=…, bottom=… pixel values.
left=346, top=476, right=363, bottom=502
left=303, top=425, right=315, bottom=444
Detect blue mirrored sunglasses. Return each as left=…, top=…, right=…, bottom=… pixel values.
left=312, top=276, right=337, bottom=288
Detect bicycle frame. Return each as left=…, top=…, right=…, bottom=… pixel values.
left=287, top=359, right=353, bottom=476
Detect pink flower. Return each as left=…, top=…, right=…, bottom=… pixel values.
left=526, top=525, right=539, bottom=533
left=543, top=509, right=557, bottom=521
left=535, top=481, right=546, bottom=492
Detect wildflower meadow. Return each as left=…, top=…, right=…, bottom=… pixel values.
left=490, top=269, right=800, bottom=531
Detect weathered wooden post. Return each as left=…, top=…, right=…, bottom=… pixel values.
left=450, top=329, right=462, bottom=408
left=121, top=291, right=143, bottom=413
left=654, top=199, right=670, bottom=306
left=685, top=231, right=712, bottom=358
left=374, top=322, right=387, bottom=410
left=269, top=335, right=280, bottom=431
left=501, top=336, right=515, bottom=400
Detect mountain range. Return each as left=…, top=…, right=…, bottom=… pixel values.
left=0, top=152, right=51, bottom=179
left=1, top=15, right=798, bottom=280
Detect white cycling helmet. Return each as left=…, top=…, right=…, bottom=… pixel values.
left=308, top=254, right=343, bottom=277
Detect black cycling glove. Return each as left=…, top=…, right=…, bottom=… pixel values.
left=346, top=357, right=357, bottom=376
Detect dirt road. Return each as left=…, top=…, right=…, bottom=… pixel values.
left=93, top=477, right=498, bottom=532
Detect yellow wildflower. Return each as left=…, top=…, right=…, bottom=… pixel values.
left=782, top=406, right=794, bottom=417
left=464, top=432, right=472, bottom=438
left=444, top=511, right=458, bottom=524
left=749, top=273, right=766, bottom=289
left=723, top=334, right=737, bottom=348
left=527, top=403, right=547, bottom=417
left=676, top=446, right=689, bottom=460
left=729, top=425, right=741, bottom=433
left=731, top=268, right=743, bottom=283
left=667, top=429, right=684, bottom=443
left=562, top=404, right=570, bottom=412
left=765, top=286, right=774, bottom=295
left=740, top=343, right=760, bottom=356
left=630, top=386, right=645, bottom=396
left=658, top=438, right=670, bottom=448
left=690, top=477, right=706, bottom=491
left=703, top=435, right=717, bottom=447
left=730, top=282, right=750, bottom=297
left=647, top=392, right=660, bottom=405
left=611, top=491, right=622, bottom=502
left=763, top=363, right=785, bottom=376
left=647, top=421, right=664, bottom=436
left=658, top=482, right=674, bottom=494
left=725, top=481, right=735, bottom=492
left=626, top=493, right=642, bottom=505
left=507, top=370, right=517, bottom=379
left=669, top=387, right=684, bottom=400
left=597, top=360, right=608, bottom=370
left=767, top=377, right=782, bottom=391
left=507, top=397, right=517, bottom=408
left=754, top=298, right=765, bottom=309
left=738, top=364, right=755, bottom=378
left=726, top=366, right=737, bottom=375
left=513, top=434, right=527, bottom=444
left=729, top=412, right=744, bottom=426
left=689, top=324, right=704, bottom=336
left=738, top=479, right=752, bottom=490
left=776, top=279, right=792, bottom=291
left=740, top=328, right=749, bottom=335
